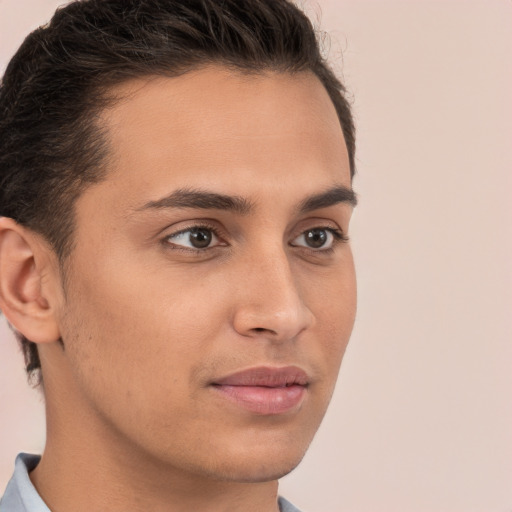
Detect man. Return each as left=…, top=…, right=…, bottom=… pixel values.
left=0, top=0, right=357, bottom=510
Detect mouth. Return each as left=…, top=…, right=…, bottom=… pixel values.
left=210, top=366, right=309, bottom=415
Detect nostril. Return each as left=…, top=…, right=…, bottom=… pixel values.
left=251, top=327, right=278, bottom=336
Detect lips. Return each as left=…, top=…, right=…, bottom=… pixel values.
left=211, top=366, right=309, bottom=415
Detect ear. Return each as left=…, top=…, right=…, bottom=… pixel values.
left=0, top=217, right=62, bottom=343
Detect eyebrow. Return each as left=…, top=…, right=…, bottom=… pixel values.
left=137, top=185, right=357, bottom=215
left=138, top=188, right=254, bottom=215
left=297, top=185, right=358, bottom=212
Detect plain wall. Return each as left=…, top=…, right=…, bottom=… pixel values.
left=1, top=1, right=511, bottom=511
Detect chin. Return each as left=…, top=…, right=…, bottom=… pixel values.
left=199, top=440, right=310, bottom=484
left=213, top=457, right=305, bottom=483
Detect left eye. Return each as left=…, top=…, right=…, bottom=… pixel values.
left=291, top=228, right=339, bottom=250
left=166, top=227, right=221, bottom=249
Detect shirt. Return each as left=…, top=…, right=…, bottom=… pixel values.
left=1, top=453, right=302, bottom=512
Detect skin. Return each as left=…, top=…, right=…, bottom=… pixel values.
left=0, top=66, right=356, bottom=512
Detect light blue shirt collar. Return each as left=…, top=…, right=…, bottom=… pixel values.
left=0, top=453, right=50, bottom=512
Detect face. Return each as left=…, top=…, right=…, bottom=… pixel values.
left=52, top=66, right=356, bottom=482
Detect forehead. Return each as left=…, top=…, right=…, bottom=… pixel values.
left=94, top=66, right=350, bottom=209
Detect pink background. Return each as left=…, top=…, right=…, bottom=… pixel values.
left=1, top=1, right=511, bottom=510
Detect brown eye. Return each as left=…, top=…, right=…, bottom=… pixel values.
left=188, top=228, right=213, bottom=248
left=291, top=227, right=344, bottom=250
left=166, top=226, right=220, bottom=249
left=305, top=229, right=328, bottom=248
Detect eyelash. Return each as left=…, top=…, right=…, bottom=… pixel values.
left=162, top=223, right=348, bottom=254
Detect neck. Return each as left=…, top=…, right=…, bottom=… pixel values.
left=31, top=418, right=280, bottom=512
left=31, top=348, right=281, bottom=512
left=31, top=450, right=280, bottom=512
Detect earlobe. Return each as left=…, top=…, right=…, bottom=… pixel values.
left=0, top=217, right=61, bottom=344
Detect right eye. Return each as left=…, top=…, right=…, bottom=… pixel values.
left=165, top=226, right=223, bottom=250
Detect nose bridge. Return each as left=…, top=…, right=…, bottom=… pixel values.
left=233, top=243, right=314, bottom=340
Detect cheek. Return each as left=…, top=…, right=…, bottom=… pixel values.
left=309, top=251, right=356, bottom=321
left=307, top=255, right=356, bottom=372
left=58, top=257, right=226, bottom=410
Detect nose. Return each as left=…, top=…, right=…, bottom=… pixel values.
left=232, top=249, right=315, bottom=342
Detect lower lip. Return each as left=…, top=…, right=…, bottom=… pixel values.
left=211, top=384, right=306, bottom=415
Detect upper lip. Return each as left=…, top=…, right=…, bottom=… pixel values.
left=212, top=366, right=309, bottom=388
